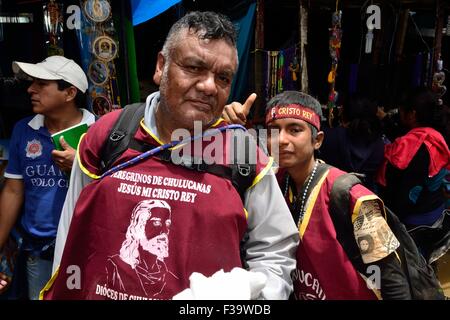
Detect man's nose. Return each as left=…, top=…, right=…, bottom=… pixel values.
left=27, top=81, right=37, bottom=94
left=196, top=72, right=218, bottom=96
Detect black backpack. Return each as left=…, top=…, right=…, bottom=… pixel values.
left=329, top=172, right=445, bottom=300
left=99, top=103, right=257, bottom=203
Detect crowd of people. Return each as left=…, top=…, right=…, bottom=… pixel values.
left=0, top=11, right=449, bottom=300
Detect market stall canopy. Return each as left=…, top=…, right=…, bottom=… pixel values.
left=131, top=0, right=182, bottom=26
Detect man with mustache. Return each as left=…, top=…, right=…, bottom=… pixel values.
left=45, top=11, right=298, bottom=300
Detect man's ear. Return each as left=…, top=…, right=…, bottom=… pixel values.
left=65, top=86, right=78, bottom=103
left=314, top=131, right=324, bottom=150
left=153, top=52, right=165, bottom=86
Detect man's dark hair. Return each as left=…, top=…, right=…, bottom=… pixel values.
left=400, top=86, right=448, bottom=139
left=56, top=79, right=87, bottom=109
left=343, top=94, right=382, bottom=142
left=161, top=11, right=237, bottom=59
left=265, top=90, right=323, bottom=140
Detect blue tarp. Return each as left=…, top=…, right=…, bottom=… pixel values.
left=130, top=0, right=256, bottom=102
left=131, top=0, right=182, bottom=26
left=229, top=2, right=256, bottom=102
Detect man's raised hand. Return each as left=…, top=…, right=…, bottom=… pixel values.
left=222, top=93, right=257, bottom=125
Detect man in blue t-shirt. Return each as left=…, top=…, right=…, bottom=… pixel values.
left=0, top=56, right=95, bottom=299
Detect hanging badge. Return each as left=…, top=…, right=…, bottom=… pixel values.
left=88, top=60, right=109, bottom=86
left=83, top=0, right=111, bottom=23
left=92, top=95, right=112, bottom=117
left=93, top=35, right=118, bottom=61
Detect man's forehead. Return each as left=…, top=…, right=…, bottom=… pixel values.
left=176, top=32, right=237, bottom=61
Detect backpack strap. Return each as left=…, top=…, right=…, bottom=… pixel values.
left=288, top=162, right=331, bottom=224
left=329, top=172, right=367, bottom=275
left=229, top=129, right=257, bottom=203
left=100, top=104, right=257, bottom=203
left=100, top=103, right=146, bottom=171
left=152, top=129, right=257, bottom=203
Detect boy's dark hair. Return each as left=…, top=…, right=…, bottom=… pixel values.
left=56, top=79, right=87, bottom=109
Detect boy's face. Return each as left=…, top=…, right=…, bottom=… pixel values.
left=267, top=118, right=323, bottom=169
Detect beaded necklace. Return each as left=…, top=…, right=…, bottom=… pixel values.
left=284, top=160, right=319, bottom=225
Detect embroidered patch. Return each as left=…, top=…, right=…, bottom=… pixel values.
left=353, top=199, right=400, bottom=264
left=25, top=139, right=43, bottom=159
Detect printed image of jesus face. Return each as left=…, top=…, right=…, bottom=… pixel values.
left=140, top=206, right=172, bottom=260
left=119, top=199, right=173, bottom=269
left=107, top=199, right=178, bottom=297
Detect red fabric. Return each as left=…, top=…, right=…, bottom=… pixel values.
left=290, top=167, right=378, bottom=300
left=265, top=104, right=321, bottom=130
left=377, top=127, right=450, bottom=186
left=44, top=118, right=270, bottom=300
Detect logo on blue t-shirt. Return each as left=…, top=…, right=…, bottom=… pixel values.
left=25, top=139, right=43, bottom=159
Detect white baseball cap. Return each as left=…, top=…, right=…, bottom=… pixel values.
left=12, top=55, right=88, bottom=93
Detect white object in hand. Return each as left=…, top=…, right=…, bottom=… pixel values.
left=172, top=267, right=267, bottom=300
